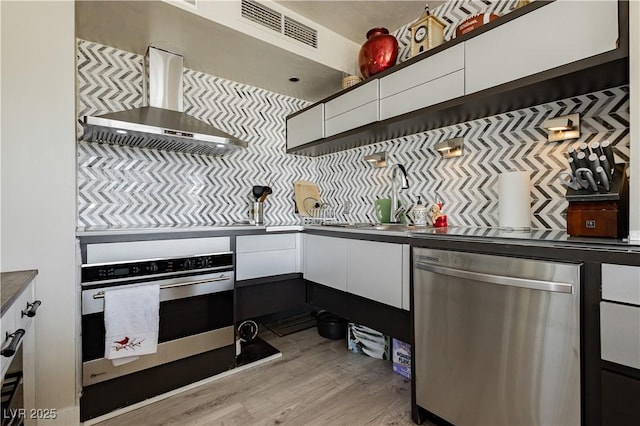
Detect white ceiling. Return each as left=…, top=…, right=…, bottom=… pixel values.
left=76, top=1, right=443, bottom=102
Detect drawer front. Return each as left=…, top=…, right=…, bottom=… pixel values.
left=601, top=301, right=640, bottom=369
left=325, top=100, right=378, bottom=137
left=379, top=43, right=464, bottom=99
left=236, top=249, right=298, bottom=281
left=236, top=234, right=297, bottom=254
left=287, top=104, right=324, bottom=148
left=87, top=237, right=230, bottom=263
left=602, top=264, right=640, bottom=305
left=380, top=69, right=464, bottom=120
left=325, top=80, right=378, bottom=120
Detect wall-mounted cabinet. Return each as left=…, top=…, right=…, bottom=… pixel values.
left=465, top=0, right=619, bottom=95
left=286, top=104, right=324, bottom=150
left=325, top=80, right=379, bottom=137
left=380, top=43, right=464, bottom=120
left=286, top=0, right=628, bottom=157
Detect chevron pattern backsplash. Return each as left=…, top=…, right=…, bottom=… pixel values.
left=315, top=86, right=630, bottom=229
left=77, top=0, right=630, bottom=231
left=77, top=40, right=312, bottom=227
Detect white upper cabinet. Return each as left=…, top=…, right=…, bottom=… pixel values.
left=465, top=0, right=619, bottom=95
left=325, top=80, right=379, bottom=137
left=286, top=104, right=324, bottom=149
left=379, top=43, right=465, bottom=120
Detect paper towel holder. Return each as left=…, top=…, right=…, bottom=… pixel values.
left=542, top=113, right=580, bottom=142
left=434, top=137, right=464, bottom=158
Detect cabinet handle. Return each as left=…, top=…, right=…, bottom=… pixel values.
left=22, top=300, right=42, bottom=318
left=1, top=329, right=25, bottom=357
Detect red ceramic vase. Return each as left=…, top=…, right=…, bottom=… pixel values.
left=358, top=28, right=398, bottom=79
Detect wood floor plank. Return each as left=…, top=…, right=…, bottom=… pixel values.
left=94, top=328, right=421, bottom=426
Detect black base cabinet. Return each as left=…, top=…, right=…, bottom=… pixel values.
left=602, top=366, right=640, bottom=425
left=235, top=274, right=307, bottom=322
left=80, top=346, right=236, bottom=422
left=307, top=281, right=410, bottom=343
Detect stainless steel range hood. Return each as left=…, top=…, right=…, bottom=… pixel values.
left=82, top=46, right=247, bottom=156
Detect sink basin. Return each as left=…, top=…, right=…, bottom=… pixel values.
left=320, top=222, right=417, bottom=232
left=320, top=222, right=376, bottom=228
left=372, top=224, right=416, bottom=231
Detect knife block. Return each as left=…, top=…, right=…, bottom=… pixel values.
left=565, top=164, right=628, bottom=238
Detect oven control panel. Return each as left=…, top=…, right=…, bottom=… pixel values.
left=81, top=252, right=233, bottom=283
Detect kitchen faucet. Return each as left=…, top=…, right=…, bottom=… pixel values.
left=390, top=164, right=409, bottom=223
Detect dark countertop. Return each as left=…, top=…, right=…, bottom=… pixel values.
left=1, top=270, right=38, bottom=316
left=76, top=223, right=640, bottom=261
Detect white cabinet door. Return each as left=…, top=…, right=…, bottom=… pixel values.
left=465, top=0, right=618, bottom=94
left=601, top=301, right=640, bottom=369
left=286, top=104, right=324, bottom=149
left=346, top=239, right=405, bottom=309
left=380, top=43, right=465, bottom=120
left=325, top=80, right=379, bottom=137
left=303, top=234, right=347, bottom=291
left=236, top=234, right=300, bottom=281
left=602, top=264, right=640, bottom=305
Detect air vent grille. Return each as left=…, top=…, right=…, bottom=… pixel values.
left=241, top=0, right=282, bottom=33
left=284, top=16, right=318, bottom=48
left=240, top=0, right=318, bottom=48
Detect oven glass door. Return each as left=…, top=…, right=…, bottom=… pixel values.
left=81, top=271, right=234, bottom=362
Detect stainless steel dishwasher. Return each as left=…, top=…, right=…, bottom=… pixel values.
left=413, top=248, right=581, bottom=426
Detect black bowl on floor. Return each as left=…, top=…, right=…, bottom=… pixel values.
left=316, top=311, right=347, bottom=339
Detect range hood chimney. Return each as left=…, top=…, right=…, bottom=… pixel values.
left=82, top=46, right=248, bottom=156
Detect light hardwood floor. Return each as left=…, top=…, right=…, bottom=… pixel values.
left=95, top=327, right=418, bottom=426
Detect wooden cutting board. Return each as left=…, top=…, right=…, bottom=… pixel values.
left=293, top=181, right=321, bottom=216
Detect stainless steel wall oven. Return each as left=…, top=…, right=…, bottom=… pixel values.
left=79, top=237, right=236, bottom=421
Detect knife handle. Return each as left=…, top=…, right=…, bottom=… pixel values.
left=591, top=141, right=604, bottom=158
left=599, top=155, right=612, bottom=178
left=568, top=157, right=577, bottom=174
left=601, top=141, right=615, bottom=171
left=596, top=166, right=611, bottom=192
left=575, top=151, right=588, bottom=170
left=579, top=142, right=590, bottom=155
left=588, top=153, right=601, bottom=175
left=567, top=145, right=579, bottom=163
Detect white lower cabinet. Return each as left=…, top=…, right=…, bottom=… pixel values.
left=303, top=234, right=347, bottom=291
left=601, top=263, right=640, bottom=369
left=236, top=233, right=302, bottom=281
left=346, top=239, right=404, bottom=309
left=303, top=234, right=409, bottom=310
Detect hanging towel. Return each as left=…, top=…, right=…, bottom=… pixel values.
left=104, top=284, right=160, bottom=366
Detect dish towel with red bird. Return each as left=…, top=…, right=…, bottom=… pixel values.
left=104, top=284, right=160, bottom=366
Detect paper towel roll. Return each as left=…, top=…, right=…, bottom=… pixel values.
left=498, top=171, right=531, bottom=230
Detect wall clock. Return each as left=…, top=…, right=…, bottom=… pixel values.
left=410, top=6, right=446, bottom=58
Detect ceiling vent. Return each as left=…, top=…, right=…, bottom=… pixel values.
left=241, top=0, right=318, bottom=48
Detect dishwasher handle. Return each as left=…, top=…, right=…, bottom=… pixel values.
left=415, top=262, right=574, bottom=294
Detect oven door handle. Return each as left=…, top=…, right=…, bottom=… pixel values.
left=91, top=274, right=232, bottom=299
